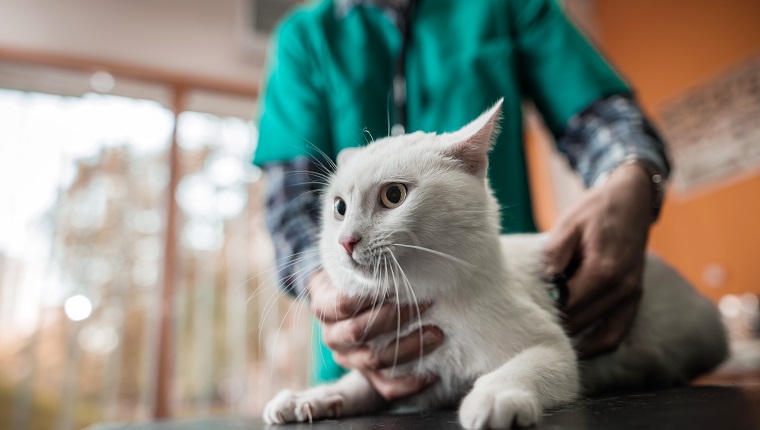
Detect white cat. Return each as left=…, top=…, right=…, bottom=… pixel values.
left=263, top=100, right=728, bottom=429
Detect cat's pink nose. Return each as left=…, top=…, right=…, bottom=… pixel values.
left=339, top=236, right=361, bottom=256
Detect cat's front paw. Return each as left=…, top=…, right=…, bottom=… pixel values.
left=263, top=389, right=344, bottom=424
left=459, top=387, right=540, bottom=429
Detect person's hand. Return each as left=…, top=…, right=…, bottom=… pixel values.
left=543, top=163, right=656, bottom=358
left=308, top=270, right=444, bottom=400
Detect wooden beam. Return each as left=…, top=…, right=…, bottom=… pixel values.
left=154, top=86, right=186, bottom=419
left=0, top=44, right=258, bottom=98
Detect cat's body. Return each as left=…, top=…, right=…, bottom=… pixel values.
left=263, top=101, right=728, bottom=429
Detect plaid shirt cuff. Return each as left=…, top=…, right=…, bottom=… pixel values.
left=262, top=158, right=326, bottom=297
left=557, top=94, right=671, bottom=187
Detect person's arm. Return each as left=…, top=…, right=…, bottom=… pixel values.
left=511, top=0, right=670, bottom=357
left=508, top=0, right=670, bottom=189
left=255, top=9, right=333, bottom=294
left=557, top=94, right=670, bottom=191
left=262, top=158, right=324, bottom=297
left=546, top=94, right=671, bottom=357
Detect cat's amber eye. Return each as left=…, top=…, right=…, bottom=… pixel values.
left=380, top=183, right=407, bottom=209
left=334, top=198, right=347, bottom=220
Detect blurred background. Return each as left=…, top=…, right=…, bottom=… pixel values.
left=0, top=0, right=758, bottom=429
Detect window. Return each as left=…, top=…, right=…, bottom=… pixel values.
left=0, top=64, right=309, bottom=429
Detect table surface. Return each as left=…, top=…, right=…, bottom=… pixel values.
left=90, top=383, right=760, bottom=430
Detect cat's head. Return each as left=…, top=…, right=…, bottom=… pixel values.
left=319, top=99, right=504, bottom=300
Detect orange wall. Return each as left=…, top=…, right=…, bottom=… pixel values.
left=593, top=0, right=760, bottom=300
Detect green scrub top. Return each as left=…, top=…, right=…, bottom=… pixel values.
left=254, top=0, right=629, bottom=383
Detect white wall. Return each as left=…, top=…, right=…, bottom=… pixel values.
left=0, top=0, right=267, bottom=85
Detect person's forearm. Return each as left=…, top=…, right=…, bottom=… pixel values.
left=557, top=94, right=671, bottom=190
left=262, top=158, right=327, bottom=297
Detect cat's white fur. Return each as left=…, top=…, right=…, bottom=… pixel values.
left=263, top=100, right=728, bottom=429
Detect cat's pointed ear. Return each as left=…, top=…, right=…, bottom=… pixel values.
left=337, top=147, right=360, bottom=167
left=442, top=98, right=503, bottom=179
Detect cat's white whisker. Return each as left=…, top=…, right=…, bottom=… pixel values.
left=255, top=286, right=287, bottom=354
left=292, top=277, right=314, bottom=334
left=363, top=127, right=375, bottom=143
left=358, top=255, right=387, bottom=344
left=286, top=180, right=329, bottom=190
left=391, top=243, right=476, bottom=270
left=391, top=313, right=403, bottom=378
left=233, top=247, right=321, bottom=301
left=386, top=92, right=391, bottom=137
left=396, top=228, right=423, bottom=247
left=265, top=279, right=312, bottom=385
left=257, top=261, right=321, bottom=345
left=297, top=136, right=337, bottom=173
left=283, top=170, right=331, bottom=184
left=280, top=282, right=311, bottom=338
left=286, top=169, right=332, bottom=180
left=387, top=248, right=426, bottom=377
left=244, top=249, right=322, bottom=308
left=385, top=258, right=402, bottom=378
left=282, top=189, right=328, bottom=214
left=256, top=258, right=319, bottom=333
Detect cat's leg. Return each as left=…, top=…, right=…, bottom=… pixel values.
left=459, top=343, right=579, bottom=429
left=263, top=370, right=386, bottom=424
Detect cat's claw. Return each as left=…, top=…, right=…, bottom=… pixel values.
left=459, top=388, right=540, bottom=429
left=304, top=403, right=313, bottom=424
left=263, top=390, right=296, bottom=424
left=263, top=389, right=345, bottom=424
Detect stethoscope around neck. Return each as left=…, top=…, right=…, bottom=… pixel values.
left=389, top=0, right=416, bottom=136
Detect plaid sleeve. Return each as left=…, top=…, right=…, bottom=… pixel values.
left=262, top=158, right=328, bottom=297
left=557, top=94, right=671, bottom=187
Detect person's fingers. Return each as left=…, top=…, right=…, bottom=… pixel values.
left=364, top=370, right=438, bottom=401
left=374, top=326, right=444, bottom=367
left=563, top=261, right=641, bottom=335
left=331, top=326, right=443, bottom=369
left=564, top=282, right=624, bottom=336
left=543, top=223, right=582, bottom=281
left=562, top=251, right=620, bottom=314
left=361, top=302, right=432, bottom=342
left=576, top=299, right=639, bottom=359
left=562, top=264, right=605, bottom=319
left=323, top=303, right=432, bottom=351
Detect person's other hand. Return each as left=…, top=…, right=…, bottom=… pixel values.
left=308, top=270, right=443, bottom=400
left=543, top=163, right=655, bottom=358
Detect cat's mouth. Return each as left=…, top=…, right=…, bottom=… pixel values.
left=334, top=244, right=399, bottom=286
left=343, top=252, right=384, bottom=281
left=346, top=255, right=371, bottom=272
